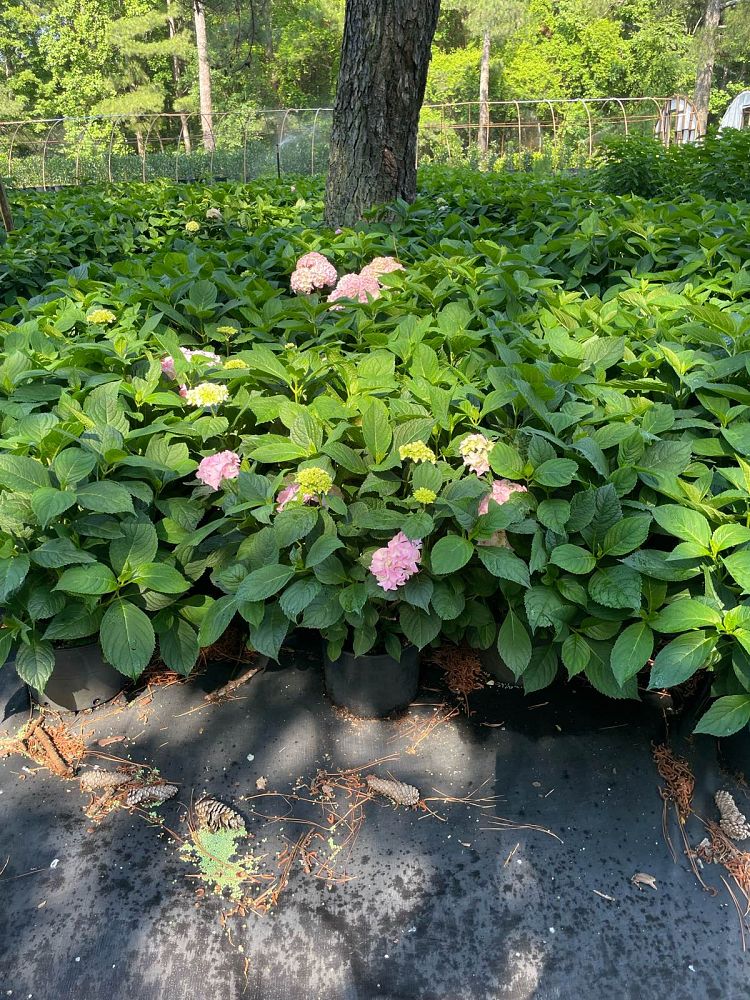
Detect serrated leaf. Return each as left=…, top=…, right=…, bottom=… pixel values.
left=600, top=515, right=651, bottom=557
left=280, top=578, right=322, bottom=618
left=248, top=604, right=289, bottom=661
left=132, top=563, right=190, bottom=594
left=610, top=622, right=654, bottom=685
left=159, top=619, right=199, bottom=675
left=0, top=454, right=50, bottom=494
left=651, top=599, right=722, bottom=632
left=236, top=564, right=296, bottom=602
left=55, top=563, right=117, bottom=595
left=306, top=535, right=344, bottom=567
left=652, top=505, right=711, bottom=548
left=361, top=398, right=392, bottom=464
left=77, top=481, right=134, bottom=515
left=31, top=539, right=97, bottom=568
left=532, top=458, right=577, bottom=487
left=0, top=555, right=30, bottom=601
left=694, top=695, right=750, bottom=736
left=197, top=595, right=237, bottom=647
left=723, top=550, right=750, bottom=594
left=399, top=605, right=441, bottom=649
left=550, top=544, right=596, bottom=575
left=100, top=599, right=154, bottom=678
left=649, top=631, right=716, bottom=688
left=562, top=633, right=590, bottom=677
left=15, top=641, right=55, bottom=691
left=110, top=521, right=159, bottom=574
left=477, top=546, right=530, bottom=586
left=588, top=565, right=642, bottom=610
left=496, top=611, right=531, bottom=678
left=31, top=488, right=76, bottom=527
left=430, top=535, right=473, bottom=574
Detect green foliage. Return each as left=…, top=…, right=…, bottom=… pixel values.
left=596, top=130, right=750, bottom=201
left=1, top=163, right=750, bottom=737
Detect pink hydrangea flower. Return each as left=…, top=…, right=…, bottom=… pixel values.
left=360, top=256, right=404, bottom=280
left=459, top=433, right=494, bottom=476
left=275, top=482, right=319, bottom=511
left=478, top=479, right=528, bottom=516
left=328, top=272, right=382, bottom=307
left=161, top=347, right=221, bottom=380
left=290, top=252, right=337, bottom=294
left=196, top=450, right=241, bottom=490
left=369, top=531, right=422, bottom=592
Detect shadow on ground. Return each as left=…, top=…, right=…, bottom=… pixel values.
left=0, top=637, right=747, bottom=1000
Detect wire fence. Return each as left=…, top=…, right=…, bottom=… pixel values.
left=0, top=96, right=692, bottom=189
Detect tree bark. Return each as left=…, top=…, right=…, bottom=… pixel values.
left=478, top=28, right=491, bottom=155
left=0, top=178, right=14, bottom=233
left=168, top=1, right=193, bottom=154
left=193, top=0, right=216, bottom=152
left=324, top=0, right=442, bottom=227
left=694, top=0, right=722, bottom=137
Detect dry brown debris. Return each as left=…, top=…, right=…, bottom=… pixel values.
left=653, top=743, right=694, bottom=823
left=696, top=822, right=750, bottom=897
left=430, top=645, right=487, bottom=711
left=4, top=716, right=87, bottom=777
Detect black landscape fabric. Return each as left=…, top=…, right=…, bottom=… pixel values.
left=1, top=636, right=748, bottom=1000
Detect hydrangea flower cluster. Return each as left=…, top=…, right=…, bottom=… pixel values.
left=290, top=252, right=338, bottom=294
left=86, top=309, right=116, bottom=325
left=205, top=207, right=222, bottom=220
left=196, top=450, right=241, bottom=489
left=161, top=347, right=221, bottom=380
left=370, top=532, right=422, bottom=592
left=183, top=383, right=229, bottom=408
left=216, top=325, right=237, bottom=336
left=223, top=358, right=246, bottom=370
left=399, top=442, right=436, bottom=464
left=459, top=433, right=495, bottom=476
left=185, top=220, right=200, bottom=234
left=478, top=479, right=528, bottom=515
left=360, top=256, right=404, bottom=280
left=327, top=271, right=382, bottom=306
left=412, top=488, right=437, bottom=504
left=295, top=466, right=333, bottom=495
left=276, top=482, right=308, bottom=510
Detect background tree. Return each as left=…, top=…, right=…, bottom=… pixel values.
left=442, top=0, right=527, bottom=153
left=324, top=0, right=441, bottom=226
left=192, top=0, right=215, bottom=150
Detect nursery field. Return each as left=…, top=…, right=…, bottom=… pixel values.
left=2, top=148, right=750, bottom=733
left=3, top=146, right=750, bottom=998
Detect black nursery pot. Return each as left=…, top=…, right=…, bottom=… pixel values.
left=323, top=645, right=419, bottom=718
left=32, top=643, right=125, bottom=713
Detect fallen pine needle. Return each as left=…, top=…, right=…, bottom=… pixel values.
left=481, top=815, right=563, bottom=843
left=503, top=843, right=519, bottom=867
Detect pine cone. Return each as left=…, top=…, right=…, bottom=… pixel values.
left=366, top=775, right=420, bottom=807
left=126, top=783, right=178, bottom=808
left=80, top=770, right=129, bottom=793
left=716, top=790, right=750, bottom=840
left=194, top=796, right=246, bottom=832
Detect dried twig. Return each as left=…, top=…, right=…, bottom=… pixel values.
left=205, top=662, right=265, bottom=703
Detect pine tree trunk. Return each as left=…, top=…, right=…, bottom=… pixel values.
left=168, top=1, right=193, bottom=155
left=478, top=29, right=491, bottom=156
left=324, top=0, right=441, bottom=227
left=694, top=0, right=722, bottom=137
left=193, top=0, right=216, bottom=152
